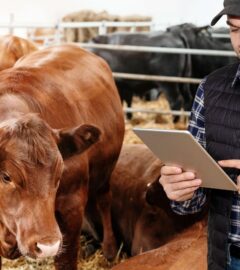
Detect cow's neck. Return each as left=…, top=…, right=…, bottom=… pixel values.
left=0, top=94, right=30, bottom=122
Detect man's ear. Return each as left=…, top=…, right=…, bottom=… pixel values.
left=54, top=124, right=101, bottom=159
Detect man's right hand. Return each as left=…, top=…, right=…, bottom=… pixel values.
left=159, top=165, right=202, bottom=202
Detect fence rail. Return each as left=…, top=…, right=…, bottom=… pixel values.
left=78, top=42, right=236, bottom=56
left=60, top=21, right=153, bottom=28
left=113, top=72, right=202, bottom=84
left=0, top=20, right=154, bottom=36
left=124, top=107, right=191, bottom=116
left=0, top=18, right=233, bottom=118
left=211, top=33, right=230, bottom=39
left=0, top=20, right=230, bottom=38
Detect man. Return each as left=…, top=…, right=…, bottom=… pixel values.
left=159, top=1, right=240, bottom=269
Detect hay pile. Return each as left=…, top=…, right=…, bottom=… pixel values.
left=124, top=95, right=188, bottom=144
left=2, top=240, right=127, bottom=270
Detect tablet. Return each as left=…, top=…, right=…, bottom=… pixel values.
left=133, top=128, right=238, bottom=191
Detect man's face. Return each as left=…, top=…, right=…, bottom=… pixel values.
left=227, top=16, right=240, bottom=59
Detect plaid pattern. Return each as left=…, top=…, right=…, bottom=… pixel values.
left=170, top=79, right=207, bottom=215
left=171, top=64, right=240, bottom=244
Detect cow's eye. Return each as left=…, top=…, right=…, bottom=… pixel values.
left=1, top=173, right=11, bottom=184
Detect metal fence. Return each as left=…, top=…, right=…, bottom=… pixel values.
left=0, top=18, right=233, bottom=117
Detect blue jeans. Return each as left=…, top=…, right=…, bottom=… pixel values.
left=227, top=256, right=240, bottom=270
left=227, top=244, right=240, bottom=270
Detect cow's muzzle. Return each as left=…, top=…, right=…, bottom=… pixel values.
left=26, top=236, right=62, bottom=259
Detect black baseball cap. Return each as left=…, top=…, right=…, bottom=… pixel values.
left=211, top=0, right=240, bottom=26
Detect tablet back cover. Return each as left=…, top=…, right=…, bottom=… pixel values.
left=133, top=128, right=238, bottom=191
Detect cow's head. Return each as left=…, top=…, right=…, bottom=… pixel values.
left=0, top=113, right=100, bottom=259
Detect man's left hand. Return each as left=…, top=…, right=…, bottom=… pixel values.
left=218, top=159, right=240, bottom=193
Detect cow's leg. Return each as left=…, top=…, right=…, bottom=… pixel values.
left=96, top=189, right=117, bottom=261
left=54, top=209, right=82, bottom=270
left=125, top=92, right=133, bottom=120
left=179, top=83, right=193, bottom=111
left=54, top=188, right=88, bottom=270
left=116, top=81, right=133, bottom=120
left=159, top=83, right=183, bottom=123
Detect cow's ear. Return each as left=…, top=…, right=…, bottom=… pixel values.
left=55, top=124, right=101, bottom=159
left=193, top=25, right=210, bottom=35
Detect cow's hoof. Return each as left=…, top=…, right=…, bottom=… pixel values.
left=103, top=242, right=118, bottom=261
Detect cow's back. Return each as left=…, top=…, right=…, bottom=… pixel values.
left=0, top=35, right=37, bottom=71
left=112, top=221, right=207, bottom=270
left=0, top=44, right=124, bottom=190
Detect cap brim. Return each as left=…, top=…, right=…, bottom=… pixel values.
left=211, top=9, right=226, bottom=26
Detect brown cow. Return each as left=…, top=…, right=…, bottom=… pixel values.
left=0, top=35, right=38, bottom=71
left=112, top=220, right=207, bottom=270
left=84, top=144, right=207, bottom=256
left=0, top=44, right=124, bottom=269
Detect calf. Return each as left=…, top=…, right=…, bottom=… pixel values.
left=0, top=35, right=37, bottom=71
left=0, top=44, right=124, bottom=269
left=112, top=220, right=207, bottom=270
left=84, top=144, right=207, bottom=256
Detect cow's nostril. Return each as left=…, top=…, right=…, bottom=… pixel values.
left=34, top=243, right=42, bottom=254
left=35, top=240, right=60, bottom=258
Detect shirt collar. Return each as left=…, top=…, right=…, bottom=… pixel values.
left=231, top=62, right=240, bottom=87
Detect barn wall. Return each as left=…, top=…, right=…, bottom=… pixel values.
left=0, top=0, right=226, bottom=28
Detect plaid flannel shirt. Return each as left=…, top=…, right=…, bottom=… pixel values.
left=170, top=64, right=240, bottom=243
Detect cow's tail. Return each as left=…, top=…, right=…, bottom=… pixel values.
left=178, top=32, right=192, bottom=79
left=178, top=32, right=194, bottom=111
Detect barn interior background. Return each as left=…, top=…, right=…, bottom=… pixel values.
left=0, top=0, right=233, bottom=269
left=0, top=0, right=226, bottom=27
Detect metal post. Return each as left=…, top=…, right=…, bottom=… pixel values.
left=9, top=13, right=14, bottom=35
left=130, top=22, right=137, bottom=32
left=99, top=21, right=107, bottom=35
left=55, top=19, right=62, bottom=45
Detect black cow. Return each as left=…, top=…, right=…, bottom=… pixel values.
left=91, top=31, right=193, bottom=120
left=167, top=23, right=237, bottom=94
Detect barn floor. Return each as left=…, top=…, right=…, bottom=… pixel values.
left=2, top=95, right=189, bottom=270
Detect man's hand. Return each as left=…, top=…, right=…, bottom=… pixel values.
left=218, top=159, right=240, bottom=193
left=159, top=165, right=202, bottom=202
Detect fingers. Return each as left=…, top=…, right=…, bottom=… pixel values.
left=174, top=187, right=200, bottom=202
left=237, top=175, right=240, bottom=194
left=163, top=180, right=201, bottom=201
left=164, top=172, right=197, bottom=184
left=161, top=166, right=182, bottom=175
left=159, top=165, right=202, bottom=202
left=168, top=187, right=200, bottom=202
left=218, top=159, right=240, bottom=169
left=170, top=178, right=202, bottom=191
left=219, top=160, right=240, bottom=193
